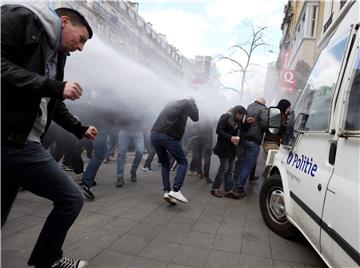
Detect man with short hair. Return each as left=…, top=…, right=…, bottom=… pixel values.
left=2, top=3, right=95, bottom=268
left=232, top=97, right=268, bottom=199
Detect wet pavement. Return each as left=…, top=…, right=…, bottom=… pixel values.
left=2, top=153, right=326, bottom=267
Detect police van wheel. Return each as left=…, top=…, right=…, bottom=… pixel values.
left=260, top=174, right=297, bottom=239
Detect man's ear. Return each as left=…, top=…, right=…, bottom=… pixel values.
left=60, top=16, right=70, bottom=29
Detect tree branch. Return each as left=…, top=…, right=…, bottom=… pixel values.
left=216, top=56, right=244, bottom=70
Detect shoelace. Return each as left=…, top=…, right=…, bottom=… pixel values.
left=51, top=257, right=79, bottom=268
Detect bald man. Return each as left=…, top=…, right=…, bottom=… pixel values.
left=231, top=97, right=268, bottom=199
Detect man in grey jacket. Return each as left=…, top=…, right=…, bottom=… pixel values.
left=232, top=97, right=268, bottom=198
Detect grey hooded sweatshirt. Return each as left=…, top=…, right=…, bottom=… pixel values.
left=22, top=2, right=62, bottom=143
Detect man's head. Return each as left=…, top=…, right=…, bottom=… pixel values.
left=277, top=99, right=291, bottom=115
left=233, top=105, right=247, bottom=122
left=55, top=8, right=93, bottom=53
left=256, top=97, right=266, bottom=106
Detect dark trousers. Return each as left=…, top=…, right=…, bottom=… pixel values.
left=1, top=142, right=85, bottom=266
left=189, top=138, right=212, bottom=178
left=151, top=132, right=188, bottom=192
left=211, top=157, right=234, bottom=192
left=49, top=131, right=84, bottom=175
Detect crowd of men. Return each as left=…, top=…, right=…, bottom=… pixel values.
left=1, top=3, right=292, bottom=268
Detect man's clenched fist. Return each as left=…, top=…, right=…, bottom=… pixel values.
left=84, top=126, right=97, bottom=140
left=63, top=81, right=83, bottom=100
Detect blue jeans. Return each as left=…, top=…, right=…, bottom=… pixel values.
left=2, top=142, right=84, bottom=266
left=235, top=140, right=260, bottom=191
left=106, top=130, right=119, bottom=160
left=116, top=130, right=144, bottom=178
left=82, top=128, right=109, bottom=186
left=151, top=132, right=188, bottom=192
left=144, top=132, right=156, bottom=169
left=212, top=157, right=234, bottom=193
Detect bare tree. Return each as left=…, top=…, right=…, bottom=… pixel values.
left=217, top=23, right=268, bottom=98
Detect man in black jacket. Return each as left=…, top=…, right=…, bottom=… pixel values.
left=2, top=3, right=96, bottom=268
left=211, top=105, right=254, bottom=198
left=151, top=98, right=199, bottom=204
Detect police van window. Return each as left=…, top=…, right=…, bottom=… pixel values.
left=293, top=33, right=348, bottom=131
left=345, top=51, right=360, bottom=131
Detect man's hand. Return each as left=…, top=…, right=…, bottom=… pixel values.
left=84, top=126, right=97, bottom=140
left=231, top=136, right=240, bottom=145
left=63, top=81, right=83, bottom=100
left=246, top=116, right=256, bottom=124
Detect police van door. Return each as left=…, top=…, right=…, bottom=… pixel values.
left=321, top=31, right=360, bottom=267
left=283, top=31, right=350, bottom=249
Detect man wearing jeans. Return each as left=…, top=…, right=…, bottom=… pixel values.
left=80, top=107, right=117, bottom=200
left=151, top=99, right=199, bottom=204
left=142, top=130, right=157, bottom=172
left=233, top=98, right=268, bottom=198
left=2, top=3, right=96, bottom=268
left=116, top=130, right=144, bottom=186
left=211, top=106, right=252, bottom=198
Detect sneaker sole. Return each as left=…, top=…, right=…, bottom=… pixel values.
left=164, top=196, right=177, bottom=205
left=168, top=194, right=188, bottom=203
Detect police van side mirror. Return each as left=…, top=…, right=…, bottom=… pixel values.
left=268, top=107, right=281, bottom=134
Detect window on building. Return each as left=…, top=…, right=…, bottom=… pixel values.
left=129, top=9, right=135, bottom=19
left=345, top=50, right=360, bottom=131
left=137, top=17, right=144, bottom=28
left=121, top=1, right=127, bottom=10
left=310, top=6, right=318, bottom=37
left=292, top=32, right=348, bottom=131
left=340, top=0, right=347, bottom=9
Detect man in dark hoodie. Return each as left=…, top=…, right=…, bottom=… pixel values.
left=151, top=98, right=199, bottom=204
left=2, top=3, right=95, bottom=268
left=232, top=97, right=268, bottom=198
left=211, top=105, right=255, bottom=198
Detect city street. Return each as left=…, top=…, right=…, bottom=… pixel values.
left=2, top=153, right=326, bottom=268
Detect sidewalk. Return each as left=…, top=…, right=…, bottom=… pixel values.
left=2, top=155, right=325, bottom=267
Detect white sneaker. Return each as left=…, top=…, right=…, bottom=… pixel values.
left=164, top=192, right=177, bottom=205
left=168, top=190, right=188, bottom=203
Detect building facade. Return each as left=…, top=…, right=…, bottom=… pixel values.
left=51, top=0, right=189, bottom=79
left=274, top=0, right=325, bottom=104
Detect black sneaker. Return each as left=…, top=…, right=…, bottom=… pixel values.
left=116, top=177, right=124, bottom=188
left=50, top=256, right=88, bottom=268
left=79, top=183, right=95, bottom=201
left=130, top=170, right=137, bottom=182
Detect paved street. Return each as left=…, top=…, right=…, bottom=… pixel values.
left=2, top=153, right=326, bottom=268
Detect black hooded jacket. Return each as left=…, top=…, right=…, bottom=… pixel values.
left=151, top=99, right=199, bottom=140
left=1, top=5, right=88, bottom=145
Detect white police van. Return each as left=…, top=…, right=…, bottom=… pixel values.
left=259, top=1, right=360, bottom=267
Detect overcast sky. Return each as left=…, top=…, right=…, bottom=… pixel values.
left=138, top=0, right=286, bottom=102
